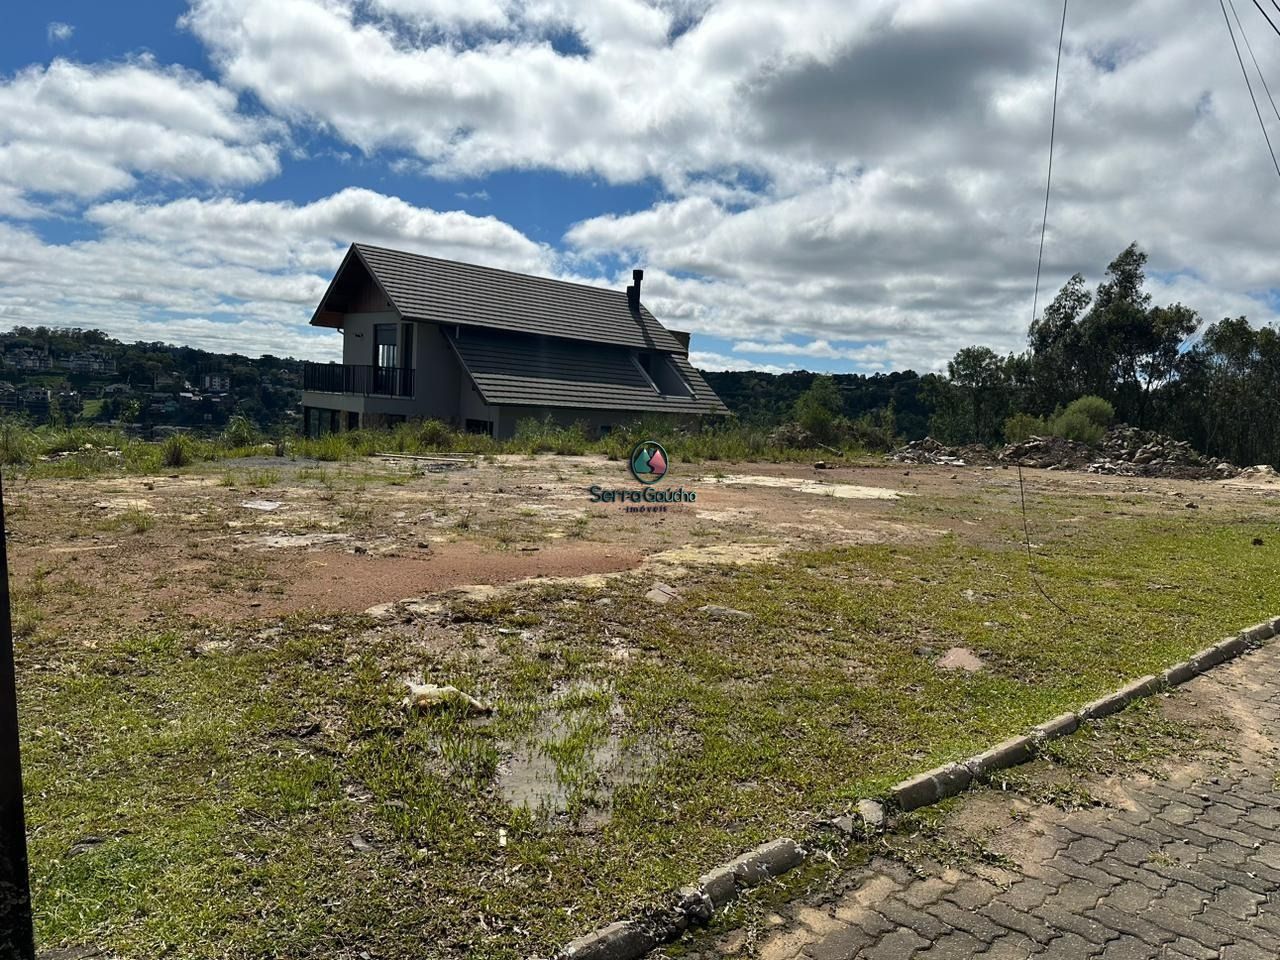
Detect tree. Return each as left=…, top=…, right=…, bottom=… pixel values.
left=793, top=375, right=842, bottom=443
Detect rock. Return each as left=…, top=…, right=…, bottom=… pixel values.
left=856, top=798, right=886, bottom=831
left=936, top=646, right=985, bottom=672
left=1253, top=537, right=1265, bottom=546
left=644, top=582, right=679, bottom=605
left=698, top=604, right=752, bottom=620
left=349, top=832, right=375, bottom=853
left=403, top=682, right=492, bottom=716
left=240, top=499, right=283, bottom=511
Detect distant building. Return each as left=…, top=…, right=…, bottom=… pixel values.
left=2, top=348, right=53, bottom=372
left=62, top=351, right=117, bottom=375
left=203, top=373, right=231, bottom=392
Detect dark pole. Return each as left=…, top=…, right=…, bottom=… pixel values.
left=0, top=468, right=34, bottom=960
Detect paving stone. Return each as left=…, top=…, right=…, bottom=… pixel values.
left=733, top=637, right=1280, bottom=960
left=859, top=927, right=928, bottom=960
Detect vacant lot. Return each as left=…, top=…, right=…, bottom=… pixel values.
left=9, top=451, right=1280, bottom=959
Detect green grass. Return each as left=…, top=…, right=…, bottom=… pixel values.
left=17, top=503, right=1280, bottom=959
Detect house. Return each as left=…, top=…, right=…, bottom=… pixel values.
left=300, top=243, right=727, bottom=438
left=202, top=373, right=231, bottom=393
left=62, top=351, right=117, bottom=375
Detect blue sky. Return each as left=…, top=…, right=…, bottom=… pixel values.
left=2, top=0, right=1279, bottom=371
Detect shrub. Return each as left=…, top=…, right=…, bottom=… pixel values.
left=160, top=434, right=192, bottom=468
left=222, top=415, right=257, bottom=447
left=415, top=418, right=456, bottom=449
left=845, top=407, right=898, bottom=453
left=1050, top=409, right=1106, bottom=445
left=1060, top=395, right=1115, bottom=429
left=793, top=376, right=842, bottom=445
left=1003, top=413, right=1048, bottom=444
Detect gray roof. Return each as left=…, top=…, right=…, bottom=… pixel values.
left=340, top=243, right=686, bottom=353
left=448, top=329, right=729, bottom=416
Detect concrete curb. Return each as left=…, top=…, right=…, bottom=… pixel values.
left=886, top=616, right=1279, bottom=812
left=559, top=839, right=805, bottom=960
left=559, top=616, right=1278, bottom=959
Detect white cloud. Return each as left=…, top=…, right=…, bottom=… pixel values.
left=0, top=57, right=280, bottom=204
left=690, top=350, right=795, bottom=374
left=47, top=22, right=74, bottom=44
left=0, top=189, right=555, bottom=360
left=173, top=0, right=1280, bottom=372
left=5, top=0, right=1280, bottom=375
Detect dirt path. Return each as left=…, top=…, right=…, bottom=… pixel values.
left=689, top=642, right=1280, bottom=960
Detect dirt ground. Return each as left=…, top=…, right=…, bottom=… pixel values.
left=8, top=452, right=1279, bottom=632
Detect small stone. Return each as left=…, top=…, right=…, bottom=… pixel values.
left=1253, top=537, right=1265, bottom=546
left=644, top=582, right=679, bottom=604
left=698, top=604, right=752, bottom=620
left=353, top=545, right=368, bottom=555
left=856, top=798, right=886, bottom=831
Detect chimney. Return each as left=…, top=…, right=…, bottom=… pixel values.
left=627, top=268, right=643, bottom=311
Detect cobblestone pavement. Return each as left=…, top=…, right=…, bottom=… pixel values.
left=697, top=642, right=1280, bottom=960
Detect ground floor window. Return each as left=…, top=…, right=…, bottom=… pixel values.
left=304, top=407, right=344, bottom=438
left=465, top=418, right=493, bottom=436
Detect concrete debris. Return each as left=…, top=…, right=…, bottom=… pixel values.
left=856, top=798, right=887, bottom=831
left=998, top=436, right=1093, bottom=470
left=403, top=682, right=492, bottom=716
left=239, top=499, right=283, bottom=511
left=893, top=426, right=1242, bottom=480
left=644, top=582, right=680, bottom=605
left=1081, top=426, right=1238, bottom=480
left=889, top=437, right=992, bottom=467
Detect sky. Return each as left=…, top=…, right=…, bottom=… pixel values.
left=2, top=0, right=1280, bottom=374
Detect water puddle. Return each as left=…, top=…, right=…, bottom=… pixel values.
left=494, top=684, right=645, bottom=826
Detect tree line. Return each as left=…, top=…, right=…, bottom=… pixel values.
left=924, top=242, right=1280, bottom=467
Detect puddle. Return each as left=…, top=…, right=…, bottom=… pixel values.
left=700, top=475, right=906, bottom=500
left=494, top=686, right=644, bottom=826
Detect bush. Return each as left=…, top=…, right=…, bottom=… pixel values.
left=1060, top=395, right=1115, bottom=429
left=414, top=418, right=456, bottom=449
left=844, top=407, right=898, bottom=453
left=1003, top=413, right=1048, bottom=444
left=1050, top=409, right=1106, bottom=445
left=222, top=415, right=257, bottom=447
left=793, top=376, right=843, bottom=445
left=160, top=434, right=193, bottom=468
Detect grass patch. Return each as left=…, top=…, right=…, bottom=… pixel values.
left=18, top=500, right=1280, bottom=958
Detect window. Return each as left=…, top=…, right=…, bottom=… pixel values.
left=374, top=324, right=398, bottom=369
left=465, top=418, right=494, bottom=436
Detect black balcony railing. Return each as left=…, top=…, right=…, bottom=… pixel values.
left=302, top=362, right=415, bottom=398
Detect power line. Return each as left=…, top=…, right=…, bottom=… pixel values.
left=1030, top=0, right=1070, bottom=330
left=1021, top=0, right=1073, bottom=620
left=1222, top=0, right=1280, bottom=178
left=1235, top=0, right=1280, bottom=126
left=1251, top=0, right=1280, bottom=40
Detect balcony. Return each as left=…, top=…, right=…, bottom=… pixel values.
left=303, top=362, right=414, bottom=398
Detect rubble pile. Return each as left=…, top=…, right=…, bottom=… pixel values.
left=1085, top=426, right=1237, bottom=480
left=998, top=436, right=1094, bottom=470
left=889, top=437, right=993, bottom=467
left=895, top=426, right=1246, bottom=480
